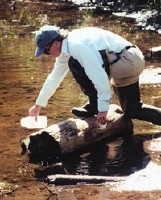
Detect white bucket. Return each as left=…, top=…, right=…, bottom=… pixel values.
left=20, top=116, right=47, bottom=129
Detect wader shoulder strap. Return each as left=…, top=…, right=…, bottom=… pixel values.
left=99, top=50, right=110, bottom=76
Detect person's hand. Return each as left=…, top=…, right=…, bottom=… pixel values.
left=29, top=104, right=41, bottom=121
left=97, top=111, right=108, bottom=127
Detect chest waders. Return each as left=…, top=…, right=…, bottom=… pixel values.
left=68, top=53, right=161, bottom=126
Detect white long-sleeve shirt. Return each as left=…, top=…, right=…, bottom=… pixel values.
left=36, top=27, right=132, bottom=112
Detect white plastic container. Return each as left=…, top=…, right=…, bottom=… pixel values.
left=20, top=116, right=47, bottom=129
left=98, top=123, right=107, bottom=130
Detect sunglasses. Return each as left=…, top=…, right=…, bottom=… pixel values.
left=44, top=42, right=53, bottom=55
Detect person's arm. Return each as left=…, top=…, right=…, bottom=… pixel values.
left=29, top=54, right=70, bottom=120
left=36, top=55, right=69, bottom=107
left=72, top=44, right=111, bottom=124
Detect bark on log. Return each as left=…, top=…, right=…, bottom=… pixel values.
left=47, top=174, right=126, bottom=185
left=21, top=104, right=133, bottom=160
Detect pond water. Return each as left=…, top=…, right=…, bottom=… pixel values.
left=1, top=1, right=161, bottom=183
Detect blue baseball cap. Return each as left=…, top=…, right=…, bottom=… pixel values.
left=35, top=25, right=59, bottom=57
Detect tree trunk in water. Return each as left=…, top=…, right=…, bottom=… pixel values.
left=21, top=104, right=133, bottom=161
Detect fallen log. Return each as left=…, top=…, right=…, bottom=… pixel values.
left=47, top=174, right=126, bottom=185
left=21, top=104, right=133, bottom=160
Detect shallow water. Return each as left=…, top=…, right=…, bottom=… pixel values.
left=0, top=1, right=161, bottom=182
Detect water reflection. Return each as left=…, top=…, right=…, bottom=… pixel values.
left=62, top=135, right=151, bottom=176
left=33, top=133, right=153, bottom=178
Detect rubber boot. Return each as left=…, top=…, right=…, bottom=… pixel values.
left=114, top=82, right=161, bottom=126
left=72, top=99, right=98, bottom=117
left=134, top=104, right=161, bottom=125
left=68, top=57, right=98, bottom=117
